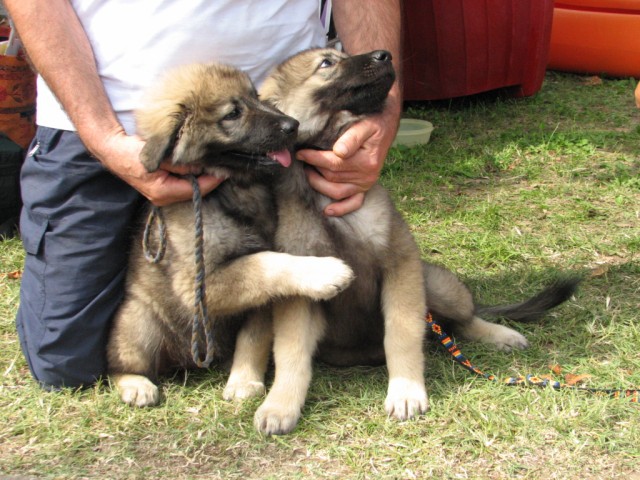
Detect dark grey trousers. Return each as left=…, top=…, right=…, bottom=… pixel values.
left=15, top=127, right=141, bottom=389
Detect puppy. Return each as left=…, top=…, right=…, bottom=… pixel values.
left=224, top=48, right=578, bottom=435
left=107, top=62, right=355, bottom=406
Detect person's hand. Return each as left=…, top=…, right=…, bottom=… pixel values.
left=92, top=130, right=224, bottom=206
left=299, top=97, right=400, bottom=217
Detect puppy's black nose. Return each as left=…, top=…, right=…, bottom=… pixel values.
left=371, top=50, right=392, bottom=63
left=280, top=117, right=299, bottom=136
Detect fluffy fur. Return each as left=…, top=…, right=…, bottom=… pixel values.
left=224, top=48, right=579, bottom=435
left=108, top=54, right=578, bottom=436
left=107, top=63, right=355, bottom=407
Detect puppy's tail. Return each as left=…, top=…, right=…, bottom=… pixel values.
left=476, top=277, right=581, bottom=322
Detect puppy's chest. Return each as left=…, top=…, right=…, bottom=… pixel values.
left=202, top=181, right=278, bottom=261
left=329, top=186, right=393, bottom=252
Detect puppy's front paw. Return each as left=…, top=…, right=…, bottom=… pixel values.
left=297, top=256, right=354, bottom=300
left=113, top=374, right=160, bottom=407
left=223, top=380, right=266, bottom=401
left=385, top=377, right=429, bottom=421
left=254, top=400, right=301, bottom=436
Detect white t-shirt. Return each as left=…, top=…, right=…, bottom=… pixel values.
left=37, top=0, right=327, bottom=134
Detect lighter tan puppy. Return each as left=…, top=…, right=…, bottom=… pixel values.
left=225, top=48, right=578, bottom=435
left=224, top=49, right=428, bottom=435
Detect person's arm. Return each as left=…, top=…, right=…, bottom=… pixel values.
left=5, top=0, right=222, bottom=206
left=299, top=0, right=402, bottom=216
left=635, top=81, right=640, bottom=108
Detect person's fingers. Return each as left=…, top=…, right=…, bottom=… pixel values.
left=197, top=174, right=227, bottom=196
left=333, top=121, right=377, bottom=159
left=299, top=149, right=378, bottom=186
left=147, top=172, right=225, bottom=206
left=323, top=193, right=365, bottom=217
left=305, top=167, right=362, bottom=200
left=158, top=160, right=204, bottom=176
left=297, top=148, right=345, bottom=172
left=147, top=173, right=195, bottom=206
left=298, top=114, right=396, bottom=217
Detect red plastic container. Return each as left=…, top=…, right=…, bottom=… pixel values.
left=401, top=0, right=555, bottom=101
left=548, top=1, right=640, bottom=78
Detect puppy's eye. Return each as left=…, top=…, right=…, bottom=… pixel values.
left=223, top=106, right=242, bottom=121
left=319, top=58, right=335, bottom=69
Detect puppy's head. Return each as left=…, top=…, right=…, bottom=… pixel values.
left=136, top=63, right=299, bottom=174
left=260, top=48, right=395, bottom=145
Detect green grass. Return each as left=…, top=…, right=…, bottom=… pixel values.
left=1, top=72, right=639, bottom=479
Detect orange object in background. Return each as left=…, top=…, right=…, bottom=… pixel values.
left=548, top=0, right=640, bottom=78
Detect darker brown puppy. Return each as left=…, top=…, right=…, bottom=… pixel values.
left=107, top=62, right=355, bottom=407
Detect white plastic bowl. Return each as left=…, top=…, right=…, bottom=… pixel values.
left=392, top=119, right=434, bottom=147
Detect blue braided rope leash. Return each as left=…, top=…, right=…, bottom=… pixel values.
left=188, top=175, right=215, bottom=368
left=426, top=312, right=639, bottom=402
left=142, top=175, right=215, bottom=368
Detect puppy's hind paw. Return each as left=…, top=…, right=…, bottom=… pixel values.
left=490, top=328, right=529, bottom=352
left=463, top=317, right=530, bottom=352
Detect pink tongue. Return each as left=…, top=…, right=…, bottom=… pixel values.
left=268, top=149, right=292, bottom=168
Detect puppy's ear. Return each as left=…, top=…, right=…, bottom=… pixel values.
left=140, top=134, right=175, bottom=172
left=139, top=110, right=187, bottom=172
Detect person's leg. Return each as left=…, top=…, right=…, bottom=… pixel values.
left=15, top=127, right=141, bottom=389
